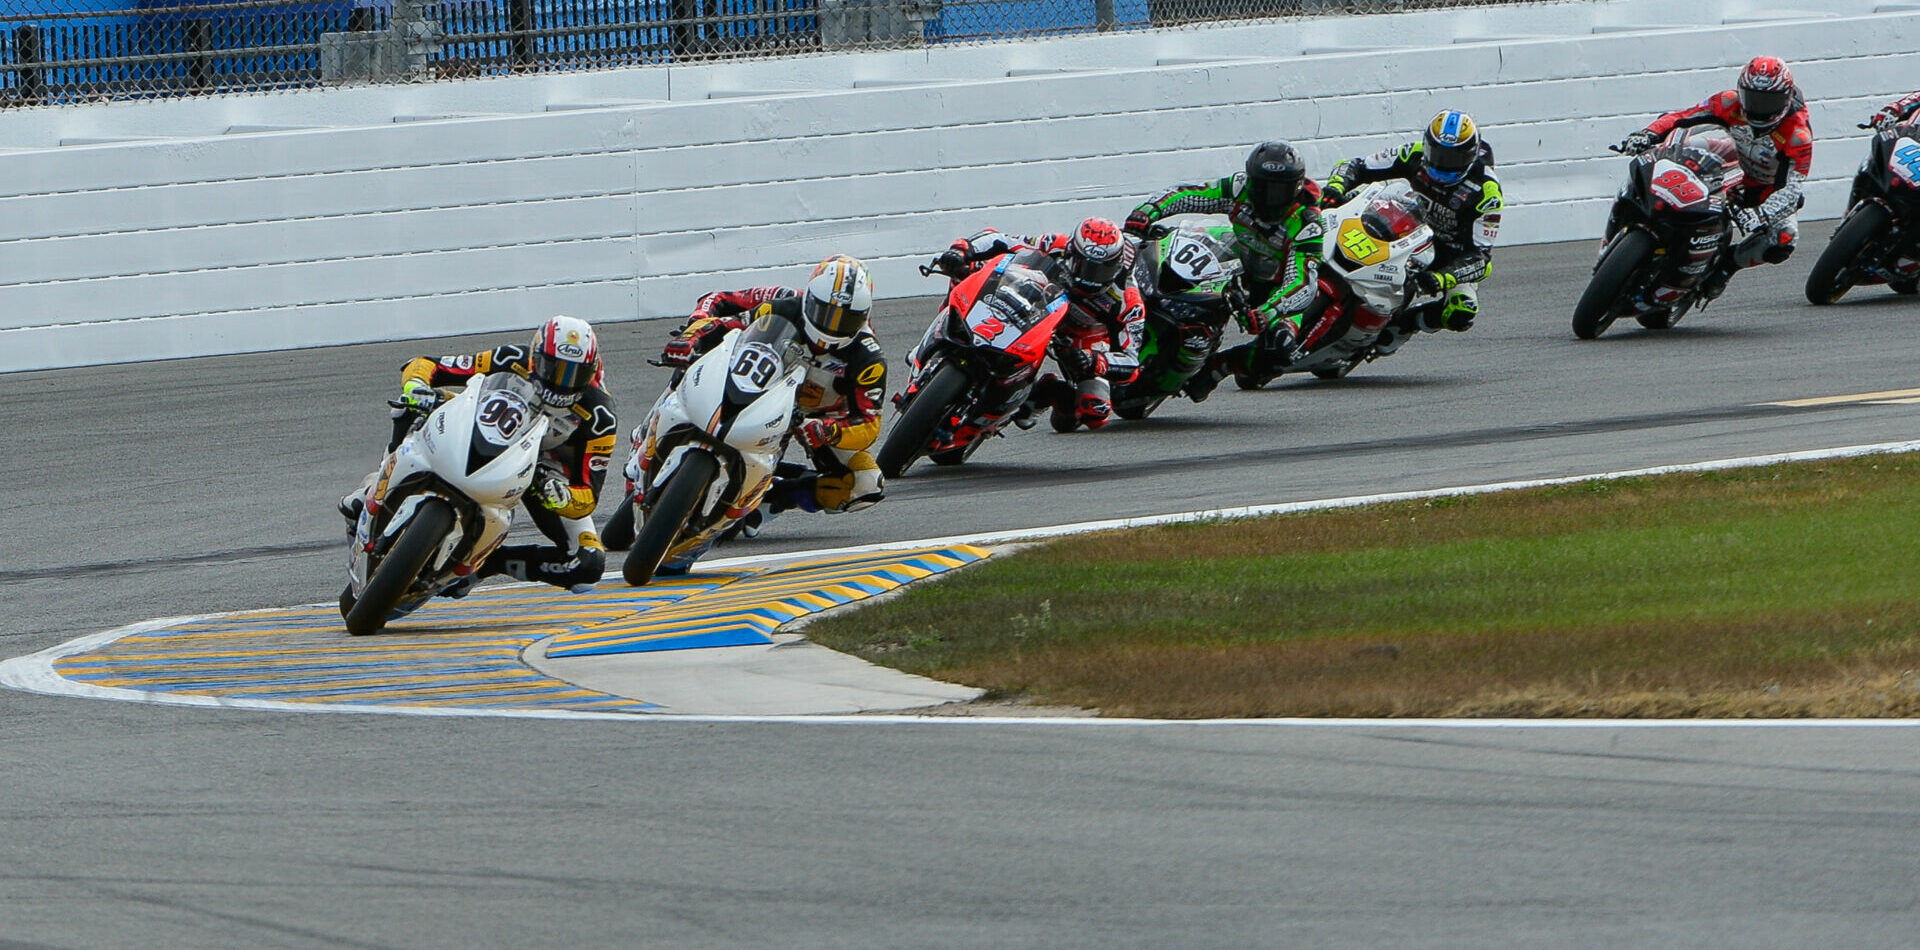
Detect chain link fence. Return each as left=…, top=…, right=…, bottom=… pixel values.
left=0, top=0, right=1556, bottom=106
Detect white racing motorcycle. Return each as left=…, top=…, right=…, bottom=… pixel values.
left=1236, top=179, right=1440, bottom=387
left=342, top=374, right=549, bottom=636
left=613, top=312, right=806, bottom=586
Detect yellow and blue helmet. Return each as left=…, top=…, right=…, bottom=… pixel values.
left=1422, top=109, right=1480, bottom=186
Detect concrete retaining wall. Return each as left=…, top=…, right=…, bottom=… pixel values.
left=3, top=0, right=1917, bottom=372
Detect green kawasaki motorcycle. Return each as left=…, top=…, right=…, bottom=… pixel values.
left=1110, top=224, right=1247, bottom=420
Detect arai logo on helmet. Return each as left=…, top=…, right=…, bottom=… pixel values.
left=1259, top=161, right=1290, bottom=173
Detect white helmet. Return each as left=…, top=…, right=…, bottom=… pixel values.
left=529, top=314, right=599, bottom=407
left=800, top=255, right=873, bottom=348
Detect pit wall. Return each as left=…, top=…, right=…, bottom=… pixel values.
left=3, top=0, right=1916, bottom=372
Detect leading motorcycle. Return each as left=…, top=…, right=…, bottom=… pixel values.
left=1805, top=118, right=1920, bottom=304
left=614, top=312, right=806, bottom=586
left=341, top=374, right=550, bottom=635
left=876, top=248, right=1070, bottom=477
left=1572, top=123, right=1743, bottom=339
left=1110, top=223, right=1245, bottom=420
left=1235, top=179, right=1438, bottom=388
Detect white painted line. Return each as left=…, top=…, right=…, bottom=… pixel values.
left=10, top=438, right=1920, bottom=725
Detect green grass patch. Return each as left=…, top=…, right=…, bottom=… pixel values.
left=807, top=454, right=1920, bottom=718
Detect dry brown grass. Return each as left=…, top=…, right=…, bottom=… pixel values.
left=935, top=608, right=1920, bottom=718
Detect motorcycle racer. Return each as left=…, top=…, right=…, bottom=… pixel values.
left=1319, top=109, right=1500, bottom=343
left=340, top=315, right=617, bottom=594
left=1617, top=56, right=1813, bottom=300
left=1123, top=141, right=1326, bottom=401
left=657, top=255, right=887, bottom=536
left=930, top=217, right=1145, bottom=431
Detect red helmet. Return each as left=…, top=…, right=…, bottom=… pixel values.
left=1066, top=216, right=1127, bottom=291
left=1737, top=56, right=1796, bottom=132
left=529, top=315, right=599, bottom=407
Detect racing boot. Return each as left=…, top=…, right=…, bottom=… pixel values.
left=338, top=472, right=377, bottom=535
left=1697, top=256, right=1738, bottom=304
left=1076, top=391, right=1113, bottom=431
left=1182, top=351, right=1233, bottom=403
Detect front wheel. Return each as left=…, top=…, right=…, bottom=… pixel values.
left=1805, top=203, right=1893, bottom=305
left=877, top=363, right=969, bottom=479
left=344, top=497, right=454, bottom=636
left=1572, top=229, right=1656, bottom=340
left=622, top=450, right=719, bottom=587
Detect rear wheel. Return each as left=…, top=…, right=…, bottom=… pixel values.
left=344, top=497, right=454, bottom=636
left=877, top=363, right=968, bottom=479
left=1805, top=203, right=1892, bottom=305
left=1572, top=229, right=1656, bottom=340
left=623, top=450, right=718, bottom=587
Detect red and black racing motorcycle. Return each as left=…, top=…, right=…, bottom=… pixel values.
left=1573, top=123, right=1743, bottom=339
left=875, top=248, right=1070, bottom=478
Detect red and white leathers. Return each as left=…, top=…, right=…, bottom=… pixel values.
left=1867, top=91, right=1920, bottom=130
left=940, top=228, right=1145, bottom=430
left=1643, top=88, right=1813, bottom=270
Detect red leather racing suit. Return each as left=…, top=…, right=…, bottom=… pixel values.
left=1645, top=90, right=1813, bottom=268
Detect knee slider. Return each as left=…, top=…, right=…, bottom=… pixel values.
left=1763, top=241, right=1795, bottom=265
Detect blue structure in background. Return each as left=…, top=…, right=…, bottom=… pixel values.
left=928, top=0, right=1152, bottom=41
left=2, top=0, right=1176, bottom=101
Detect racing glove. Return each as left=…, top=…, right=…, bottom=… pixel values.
left=1317, top=184, right=1347, bottom=208
left=532, top=467, right=573, bottom=512
left=798, top=418, right=843, bottom=451
left=393, top=378, right=440, bottom=415
left=1058, top=347, right=1109, bottom=380
left=1617, top=129, right=1659, bottom=155
left=1122, top=210, right=1154, bottom=239
left=931, top=243, right=973, bottom=280
left=1415, top=270, right=1458, bottom=296
left=661, top=331, right=698, bottom=368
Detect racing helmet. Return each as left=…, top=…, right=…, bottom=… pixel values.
left=801, top=255, right=873, bottom=348
left=1737, top=56, right=1796, bottom=132
left=1065, top=216, right=1128, bottom=292
left=1243, top=141, right=1308, bottom=222
left=1421, top=109, right=1481, bottom=187
left=529, top=315, right=599, bottom=407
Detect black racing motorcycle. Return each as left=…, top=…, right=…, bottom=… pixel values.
left=1573, top=123, right=1744, bottom=339
left=1805, top=119, right=1920, bottom=304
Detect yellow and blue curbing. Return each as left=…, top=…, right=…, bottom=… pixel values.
left=49, top=545, right=987, bottom=714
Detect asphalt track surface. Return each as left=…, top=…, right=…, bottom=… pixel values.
left=5, top=234, right=1920, bottom=948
